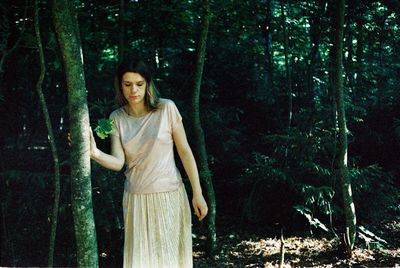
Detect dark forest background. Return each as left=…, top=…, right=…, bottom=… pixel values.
left=1, top=0, right=400, bottom=267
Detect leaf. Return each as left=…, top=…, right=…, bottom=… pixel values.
left=294, top=205, right=329, bottom=232
left=94, top=118, right=115, bottom=139
left=358, top=225, right=387, bottom=244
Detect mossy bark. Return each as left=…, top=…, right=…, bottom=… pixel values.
left=52, top=0, right=98, bottom=266
left=331, top=0, right=357, bottom=255
left=191, top=0, right=217, bottom=255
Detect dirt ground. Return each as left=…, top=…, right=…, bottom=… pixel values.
left=193, top=219, right=400, bottom=267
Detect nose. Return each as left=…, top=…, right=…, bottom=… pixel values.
left=130, top=85, right=139, bottom=93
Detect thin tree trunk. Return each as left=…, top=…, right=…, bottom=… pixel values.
left=191, top=0, right=217, bottom=255
left=343, top=0, right=356, bottom=100
left=331, top=0, right=356, bottom=256
left=343, top=32, right=355, bottom=97
left=118, top=0, right=126, bottom=62
left=355, top=17, right=364, bottom=94
left=280, top=0, right=292, bottom=133
left=34, top=1, right=61, bottom=266
left=263, top=0, right=273, bottom=98
left=376, top=14, right=389, bottom=110
left=306, top=0, right=326, bottom=115
left=52, top=0, right=98, bottom=266
left=328, top=41, right=337, bottom=173
left=281, top=0, right=293, bottom=165
left=278, top=229, right=285, bottom=268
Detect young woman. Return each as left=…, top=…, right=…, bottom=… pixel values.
left=89, top=56, right=208, bottom=267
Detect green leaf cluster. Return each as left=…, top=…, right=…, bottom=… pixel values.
left=94, top=118, right=115, bottom=139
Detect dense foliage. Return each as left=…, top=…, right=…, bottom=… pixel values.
left=1, top=0, right=399, bottom=266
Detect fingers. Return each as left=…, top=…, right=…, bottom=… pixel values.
left=68, top=128, right=94, bottom=147
left=194, top=205, right=200, bottom=219
left=89, top=127, right=95, bottom=142
left=198, top=204, right=208, bottom=221
left=193, top=197, right=208, bottom=221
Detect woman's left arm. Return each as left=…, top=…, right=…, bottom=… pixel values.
left=172, top=121, right=208, bottom=221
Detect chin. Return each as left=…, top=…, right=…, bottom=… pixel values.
left=129, top=99, right=144, bottom=104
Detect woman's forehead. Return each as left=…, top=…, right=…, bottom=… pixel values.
left=122, top=72, right=145, bottom=82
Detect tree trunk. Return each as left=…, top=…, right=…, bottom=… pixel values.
left=328, top=46, right=337, bottom=172
left=281, top=0, right=293, bottom=165
left=118, top=0, right=126, bottom=62
left=191, top=0, right=217, bottom=255
left=355, top=16, right=364, bottom=95
left=306, top=0, right=326, bottom=115
left=34, top=1, right=61, bottom=266
left=343, top=0, right=356, bottom=101
left=52, top=0, right=98, bottom=266
left=262, top=0, right=273, bottom=99
left=280, top=1, right=292, bottom=132
left=331, top=0, right=356, bottom=256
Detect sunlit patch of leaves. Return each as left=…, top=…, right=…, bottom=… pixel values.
left=193, top=233, right=400, bottom=268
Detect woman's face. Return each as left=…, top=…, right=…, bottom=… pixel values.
left=121, top=72, right=147, bottom=105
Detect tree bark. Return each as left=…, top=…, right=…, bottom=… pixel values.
left=118, top=0, right=126, bottom=62
left=343, top=0, right=358, bottom=101
left=262, top=0, right=274, bottom=99
left=331, top=0, right=356, bottom=255
left=355, top=16, right=364, bottom=94
left=191, top=0, right=217, bottom=255
left=278, top=229, right=285, bottom=268
left=52, top=0, right=98, bottom=266
left=34, top=1, right=61, bottom=266
left=280, top=0, right=293, bottom=165
left=306, top=0, right=326, bottom=115
left=280, top=1, right=292, bottom=132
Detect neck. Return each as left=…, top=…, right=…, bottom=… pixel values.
left=126, top=103, right=148, bottom=117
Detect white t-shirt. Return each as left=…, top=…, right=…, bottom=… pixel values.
left=110, top=98, right=183, bottom=194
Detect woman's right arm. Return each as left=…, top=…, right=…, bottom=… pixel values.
left=90, top=128, right=125, bottom=171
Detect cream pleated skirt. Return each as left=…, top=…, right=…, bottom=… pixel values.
left=122, top=184, right=192, bottom=268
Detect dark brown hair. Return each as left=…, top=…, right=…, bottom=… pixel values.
left=114, top=55, right=160, bottom=110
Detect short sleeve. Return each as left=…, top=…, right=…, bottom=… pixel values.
left=166, top=100, right=182, bottom=131
left=109, top=110, right=120, bottom=137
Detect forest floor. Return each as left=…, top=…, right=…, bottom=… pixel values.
left=193, top=218, right=400, bottom=267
